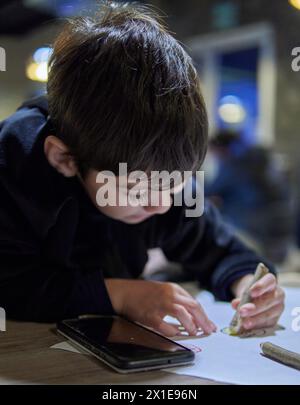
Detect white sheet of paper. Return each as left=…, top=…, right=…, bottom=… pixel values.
left=50, top=341, right=89, bottom=355
left=165, top=288, right=300, bottom=385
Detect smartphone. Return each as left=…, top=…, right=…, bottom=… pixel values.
left=57, top=315, right=195, bottom=373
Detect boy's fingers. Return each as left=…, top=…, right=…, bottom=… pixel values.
left=191, top=304, right=217, bottom=334
left=242, top=315, right=279, bottom=331
left=239, top=288, right=285, bottom=318
left=250, top=274, right=277, bottom=298
left=172, top=287, right=217, bottom=333
left=241, top=303, right=284, bottom=330
left=153, top=319, right=181, bottom=337
left=168, top=304, right=198, bottom=336
left=231, top=298, right=240, bottom=309
left=175, top=295, right=216, bottom=334
left=239, top=302, right=256, bottom=316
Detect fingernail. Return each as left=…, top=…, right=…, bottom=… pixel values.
left=240, top=309, right=248, bottom=317
left=211, top=322, right=217, bottom=332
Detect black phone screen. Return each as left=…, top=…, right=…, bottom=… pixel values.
left=61, top=316, right=191, bottom=362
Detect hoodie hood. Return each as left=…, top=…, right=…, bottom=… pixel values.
left=0, top=95, right=81, bottom=239
left=0, top=96, right=50, bottom=178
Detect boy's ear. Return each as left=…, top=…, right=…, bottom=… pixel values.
left=44, top=135, right=78, bottom=177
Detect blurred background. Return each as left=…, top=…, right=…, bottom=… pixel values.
left=1, top=0, right=300, bottom=277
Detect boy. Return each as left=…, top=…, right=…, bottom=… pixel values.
left=0, top=3, right=284, bottom=337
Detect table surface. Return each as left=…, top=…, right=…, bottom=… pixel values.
left=0, top=320, right=220, bottom=385
left=1, top=274, right=299, bottom=385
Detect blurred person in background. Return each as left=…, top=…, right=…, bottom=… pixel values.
left=205, top=130, right=294, bottom=264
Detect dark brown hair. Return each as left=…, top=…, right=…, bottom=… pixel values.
left=47, top=1, right=208, bottom=176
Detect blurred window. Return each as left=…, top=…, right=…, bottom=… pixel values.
left=188, top=24, right=276, bottom=146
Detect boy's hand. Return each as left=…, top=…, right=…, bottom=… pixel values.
left=231, top=273, right=285, bottom=331
left=105, top=279, right=217, bottom=337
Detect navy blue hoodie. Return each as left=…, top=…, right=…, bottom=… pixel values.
left=0, top=96, right=275, bottom=322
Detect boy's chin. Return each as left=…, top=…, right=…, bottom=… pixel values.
left=98, top=207, right=152, bottom=224
left=121, top=213, right=151, bottom=224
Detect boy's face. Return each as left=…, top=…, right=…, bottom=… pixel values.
left=82, top=170, right=184, bottom=224
left=43, top=136, right=186, bottom=224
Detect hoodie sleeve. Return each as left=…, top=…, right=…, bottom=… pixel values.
left=0, top=180, right=114, bottom=322
left=0, top=101, right=115, bottom=322
left=155, top=201, right=276, bottom=302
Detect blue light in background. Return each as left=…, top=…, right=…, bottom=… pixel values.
left=33, top=47, right=53, bottom=63
left=216, top=47, right=259, bottom=145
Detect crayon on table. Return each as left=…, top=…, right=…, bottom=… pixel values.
left=261, top=342, right=300, bottom=371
